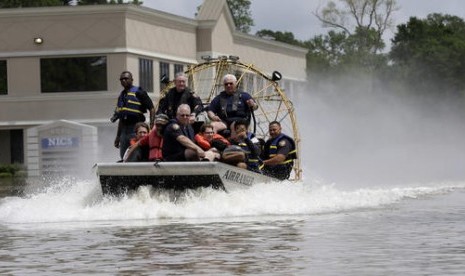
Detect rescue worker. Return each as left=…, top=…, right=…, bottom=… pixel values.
left=157, top=73, right=203, bottom=121
left=261, top=121, right=297, bottom=180
left=114, top=71, right=155, bottom=160
left=207, top=74, right=258, bottom=130
left=162, top=104, right=206, bottom=161
left=229, top=119, right=261, bottom=172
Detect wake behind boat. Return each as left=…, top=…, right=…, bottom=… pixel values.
left=95, top=56, right=301, bottom=196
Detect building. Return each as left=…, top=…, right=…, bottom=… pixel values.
left=0, top=0, right=307, bottom=175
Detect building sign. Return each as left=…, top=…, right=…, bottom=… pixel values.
left=41, top=137, right=80, bottom=149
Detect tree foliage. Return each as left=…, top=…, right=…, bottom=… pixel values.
left=0, top=0, right=63, bottom=7
left=390, top=13, right=465, bottom=96
left=255, top=29, right=303, bottom=46
left=314, top=0, right=398, bottom=54
left=226, top=0, right=253, bottom=33
left=0, top=0, right=143, bottom=7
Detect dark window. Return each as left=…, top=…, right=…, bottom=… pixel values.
left=174, top=64, right=184, bottom=75
left=160, top=62, right=170, bottom=87
left=0, top=60, right=6, bottom=95
left=139, top=58, right=153, bottom=92
left=41, top=56, right=107, bottom=92
left=10, top=129, right=24, bottom=164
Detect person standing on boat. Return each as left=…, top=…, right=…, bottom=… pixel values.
left=207, top=74, right=258, bottom=132
left=157, top=73, right=203, bottom=122
left=124, top=114, right=169, bottom=162
left=261, top=121, right=297, bottom=180
left=114, top=71, right=155, bottom=160
left=162, top=104, right=206, bottom=161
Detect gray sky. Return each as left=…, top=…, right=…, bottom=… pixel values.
left=142, top=0, right=465, bottom=42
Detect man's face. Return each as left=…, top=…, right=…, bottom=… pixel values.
left=203, top=127, right=215, bottom=141
left=176, top=109, right=191, bottom=126
left=175, top=76, right=187, bottom=92
left=268, top=123, right=281, bottom=139
left=119, top=73, right=133, bottom=89
left=223, top=78, right=236, bottom=94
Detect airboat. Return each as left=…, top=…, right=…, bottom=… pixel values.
left=94, top=56, right=301, bottom=196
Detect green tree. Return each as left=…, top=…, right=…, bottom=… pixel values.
left=314, top=0, right=398, bottom=55
left=0, top=0, right=63, bottom=7
left=255, top=29, right=303, bottom=46
left=226, top=0, right=253, bottom=33
left=390, top=13, right=465, bottom=96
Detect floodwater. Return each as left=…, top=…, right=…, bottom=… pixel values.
left=1, top=177, right=464, bottom=275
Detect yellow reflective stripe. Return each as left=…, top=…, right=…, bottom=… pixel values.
left=248, top=158, right=258, bottom=162
left=127, top=92, right=136, bottom=96
left=127, top=100, right=141, bottom=105
left=281, top=159, right=293, bottom=164
left=270, top=146, right=278, bottom=149
left=289, top=149, right=297, bottom=154
left=259, top=164, right=264, bottom=170
left=120, top=107, right=143, bottom=114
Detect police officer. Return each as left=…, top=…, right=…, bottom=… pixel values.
left=114, top=71, right=155, bottom=160
left=162, top=104, right=206, bottom=161
left=261, top=121, right=297, bottom=180
left=207, top=74, right=258, bottom=129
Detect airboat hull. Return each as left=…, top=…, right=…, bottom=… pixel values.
left=94, top=161, right=276, bottom=196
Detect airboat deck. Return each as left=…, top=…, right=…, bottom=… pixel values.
left=95, top=161, right=276, bottom=196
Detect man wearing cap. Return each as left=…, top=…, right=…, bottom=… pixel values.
left=124, top=113, right=169, bottom=162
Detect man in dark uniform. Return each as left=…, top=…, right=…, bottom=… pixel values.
left=114, top=71, right=155, bottom=160
left=157, top=73, right=203, bottom=121
left=162, top=104, right=206, bottom=161
left=261, top=121, right=297, bottom=180
left=207, top=74, right=258, bottom=130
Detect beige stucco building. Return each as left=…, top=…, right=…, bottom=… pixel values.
left=0, top=0, right=307, bottom=173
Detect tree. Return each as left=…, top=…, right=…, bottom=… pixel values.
left=0, top=0, right=63, bottom=7
left=226, top=0, right=253, bottom=33
left=314, top=0, right=398, bottom=55
left=390, top=13, right=465, bottom=96
left=255, top=29, right=303, bottom=46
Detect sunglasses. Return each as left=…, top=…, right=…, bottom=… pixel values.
left=120, top=77, right=131, bottom=81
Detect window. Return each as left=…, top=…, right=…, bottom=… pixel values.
left=174, top=64, right=184, bottom=75
left=41, top=56, right=107, bottom=92
left=159, top=61, right=170, bottom=83
left=0, top=60, right=6, bottom=95
left=139, top=58, right=153, bottom=92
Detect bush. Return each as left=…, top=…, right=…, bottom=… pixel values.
left=0, top=164, right=26, bottom=178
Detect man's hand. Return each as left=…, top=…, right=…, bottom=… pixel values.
left=114, top=137, right=120, bottom=148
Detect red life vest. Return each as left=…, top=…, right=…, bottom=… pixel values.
left=139, top=128, right=163, bottom=160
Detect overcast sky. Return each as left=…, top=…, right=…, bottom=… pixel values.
left=143, top=0, right=465, bottom=43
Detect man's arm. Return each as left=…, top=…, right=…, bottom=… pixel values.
left=114, top=120, right=122, bottom=148
left=177, top=135, right=205, bottom=158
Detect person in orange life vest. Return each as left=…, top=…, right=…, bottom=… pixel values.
left=114, top=71, right=155, bottom=160
left=124, top=114, right=169, bottom=162
left=123, top=122, right=149, bottom=162
left=194, top=123, right=230, bottom=151
left=260, top=121, right=297, bottom=180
